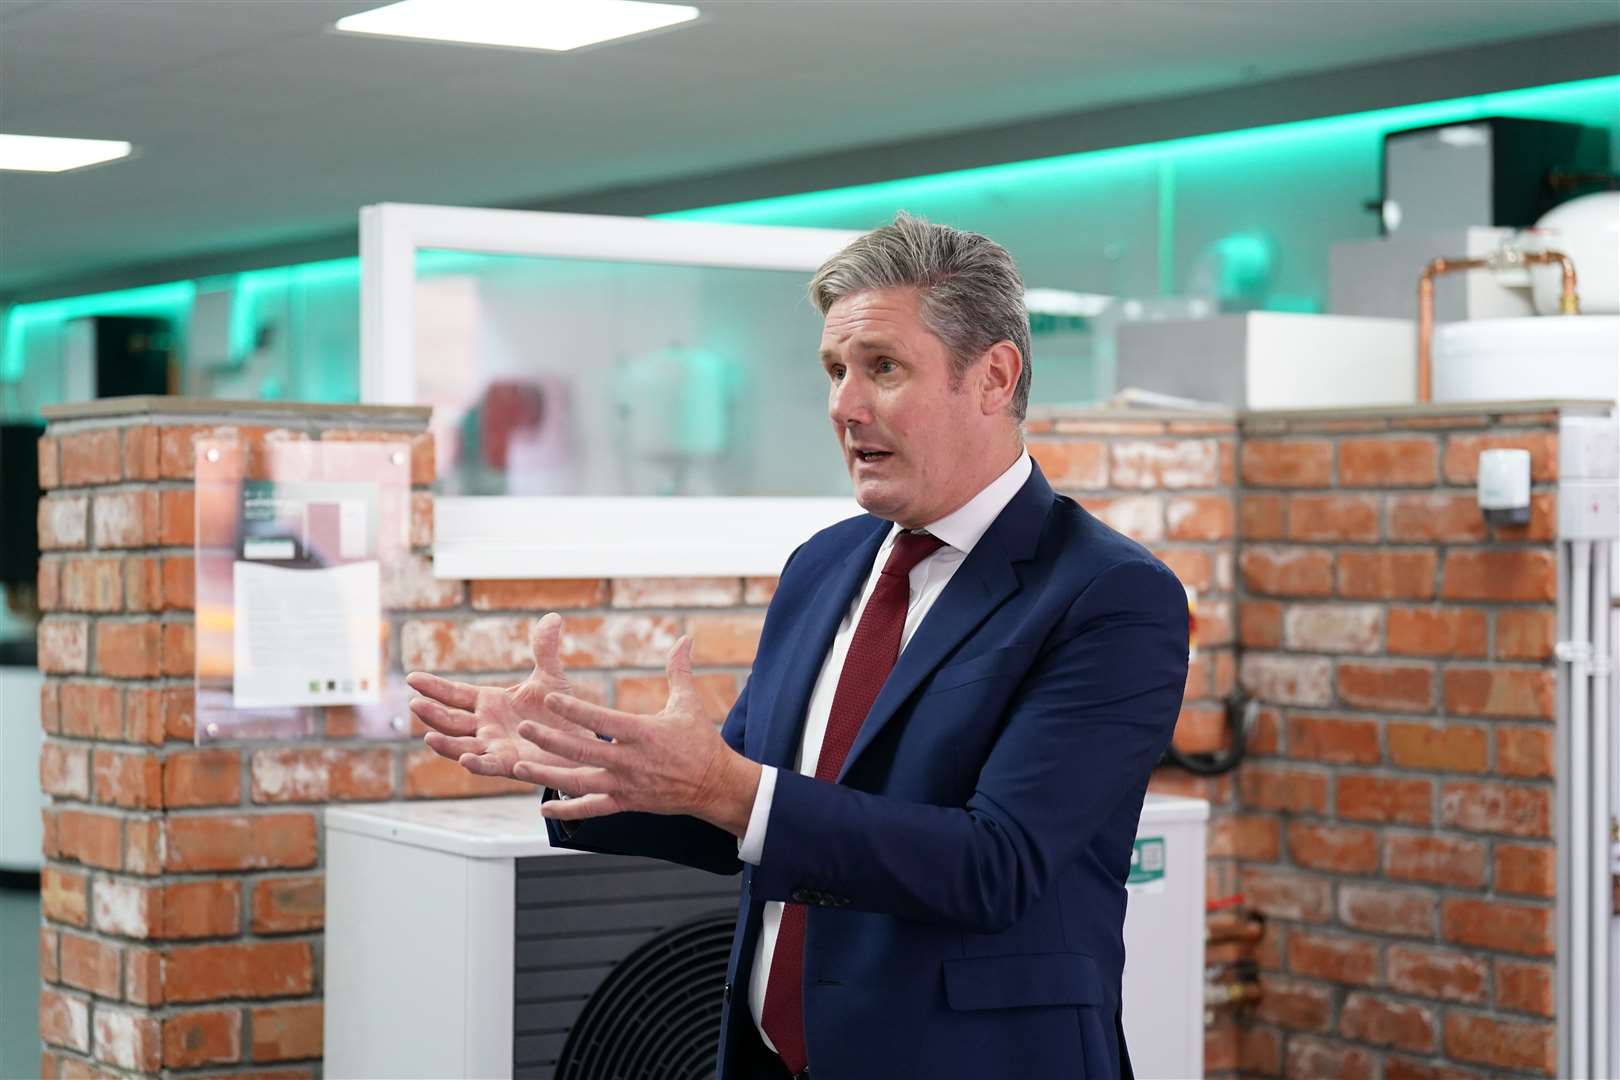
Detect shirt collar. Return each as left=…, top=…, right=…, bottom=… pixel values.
left=887, top=448, right=1032, bottom=555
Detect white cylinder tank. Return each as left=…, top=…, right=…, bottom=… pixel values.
left=1432, top=316, right=1619, bottom=404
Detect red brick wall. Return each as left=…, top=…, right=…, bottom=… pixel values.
left=35, top=401, right=1577, bottom=1079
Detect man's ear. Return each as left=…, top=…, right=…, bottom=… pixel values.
left=979, top=341, right=1023, bottom=415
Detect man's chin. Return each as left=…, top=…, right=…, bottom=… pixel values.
left=852, top=480, right=904, bottom=521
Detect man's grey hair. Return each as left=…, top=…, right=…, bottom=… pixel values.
left=808, top=211, right=1032, bottom=421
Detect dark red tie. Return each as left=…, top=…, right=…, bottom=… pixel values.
left=761, top=529, right=946, bottom=1074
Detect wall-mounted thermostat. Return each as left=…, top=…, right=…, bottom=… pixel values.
left=1478, top=448, right=1532, bottom=525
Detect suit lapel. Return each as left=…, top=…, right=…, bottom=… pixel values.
left=761, top=518, right=888, bottom=770
left=834, top=462, right=1056, bottom=784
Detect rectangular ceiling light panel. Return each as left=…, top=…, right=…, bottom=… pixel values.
left=335, top=0, right=700, bottom=52
left=0, top=134, right=133, bottom=173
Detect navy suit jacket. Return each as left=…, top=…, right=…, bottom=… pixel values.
left=546, top=461, right=1190, bottom=1080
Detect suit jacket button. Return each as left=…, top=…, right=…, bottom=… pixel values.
left=791, top=889, right=809, bottom=903
left=723, top=982, right=732, bottom=1004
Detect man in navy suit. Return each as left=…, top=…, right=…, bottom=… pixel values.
left=409, top=213, right=1189, bottom=1080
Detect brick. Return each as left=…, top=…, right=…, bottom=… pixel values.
left=1283, top=604, right=1383, bottom=654
left=1204, top=1016, right=1240, bottom=1074
left=1162, top=494, right=1231, bottom=541
left=1492, top=491, right=1557, bottom=542
left=1287, top=930, right=1379, bottom=986
left=1241, top=440, right=1333, bottom=487
left=39, top=434, right=60, bottom=489
left=93, top=621, right=160, bottom=678
left=467, top=578, right=607, bottom=611
left=251, top=747, right=395, bottom=803
left=1384, top=833, right=1487, bottom=888
left=163, top=941, right=315, bottom=1002
left=161, top=621, right=193, bottom=677
left=744, top=576, right=778, bottom=605
left=1254, top=974, right=1333, bottom=1031
left=1443, top=896, right=1554, bottom=956
left=60, top=931, right=121, bottom=997
left=401, top=617, right=528, bottom=672
left=1496, top=725, right=1554, bottom=779
left=41, top=742, right=92, bottom=800
left=1170, top=704, right=1226, bottom=754
left=1054, top=418, right=1170, bottom=436
left=40, top=680, right=62, bottom=734
left=1443, top=432, right=1557, bottom=484
left=251, top=876, right=324, bottom=934
left=1339, top=437, right=1439, bottom=486
left=687, top=613, right=764, bottom=666
left=59, top=682, right=122, bottom=740
left=1337, top=550, right=1436, bottom=600
left=40, top=494, right=91, bottom=550
left=1285, top=493, right=1379, bottom=542
left=92, top=749, right=163, bottom=809
left=402, top=749, right=531, bottom=798
left=1240, top=546, right=1334, bottom=598
left=1493, top=609, right=1554, bottom=661
left=40, top=987, right=92, bottom=1052
left=1198, top=597, right=1234, bottom=648
left=124, top=817, right=164, bottom=876
left=122, top=555, right=161, bottom=612
left=251, top=1002, right=322, bottom=1061
left=610, top=577, right=742, bottom=607
left=163, top=814, right=318, bottom=872
left=1155, top=547, right=1212, bottom=591
left=381, top=553, right=463, bottom=610
left=1338, top=774, right=1433, bottom=825
left=1240, top=866, right=1332, bottom=923
left=1442, top=550, right=1555, bottom=602
left=164, top=750, right=242, bottom=807
left=123, top=425, right=160, bottom=481
left=162, top=1009, right=241, bottom=1068
left=125, top=946, right=163, bottom=1005
left=92, top=1004, right=162, bottom=1072
left=159, top=488, right=194, bottom=546
left=91, top=489, right=159, bottom=548
left=1339, top=883, right=1437, bottom=938
left=91, top=877, right=156, bottom=939
left=42, top=867, right=90, bottom=927
left=1386, top=722, right=1487, bottom=773
left=1339, top=991, right=1437, bottom=1052
left=1443, top=666, right=1554, bottom=720
left=1241, top=494, right=1285, bottom=539
left=39, top=558, right=62, bottom=613
left=1207, top=814, right=1280, bottom=861
left=41, top=925, right=60, bottom=983
left=39, top=618, right=90, bottom=674
left=1240, top=653, right=1333, bottom=706
left=1494, top=844, right=1555, bottom=898
left=164, top=685, right=196, bottom=742
left=319, top=427, right=433, bottom=484
left=1110, top=439, right=1219, bottom=489
left=1238, top=762, right=1329, bottom=813
left=1239, top=601, right=1282, bottom=649
left=60, top=557, right=125, bottom=613
left=1494, top=958, right=1553, bottom=1017
left=161, top=555, right=195, bottom=611
left=1443, top=1010, right=1555, bottom=1074
left=1386, top=607, right=1487, bottom=657
left=1337, top=660, right=1433, bottom=712
left=614, top=672, right=738, bottom=724
left=54, top=809, right=124, bottom=870
left=1284, top=1037, right=1377, bottom=1080
left=1084, top=495, right=1165, bottom=543
left=1386, top=493, right=1488, bottom=543
left=1283, top=713, right=1377, bottom=764
left=1286, top=822, right=1378, bottom=873
left=163, top=880, right=242, bottom=940
left=1028, top=440, right=1107, bottom=489
left=1387, top=944, right=1489, bottom=1004
left=59, top=430, right=123, bottom=486
left=1440, top=781, right=1550, bottom=838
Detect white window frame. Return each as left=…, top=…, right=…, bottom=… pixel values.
left=358, top=203, right=863, bottom=579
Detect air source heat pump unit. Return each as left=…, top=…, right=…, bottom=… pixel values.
left=325, top=794, right=1207, bottom=1079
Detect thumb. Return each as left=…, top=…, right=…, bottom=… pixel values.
left=530, top=612, right=566, bottom=681
left=663, top=635, right=700, bottom=715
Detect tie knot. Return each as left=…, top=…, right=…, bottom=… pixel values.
left=882, top=529, right=945, bottom=579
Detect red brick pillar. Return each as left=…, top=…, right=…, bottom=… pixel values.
left=33, top=398, right=464, bottom=1080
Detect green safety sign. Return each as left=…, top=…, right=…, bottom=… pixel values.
left=1128, top=836, right=1166, bottom=891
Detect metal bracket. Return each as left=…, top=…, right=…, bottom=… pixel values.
left=1555, top=639, right=1594, bottom=664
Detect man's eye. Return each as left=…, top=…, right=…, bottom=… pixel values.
left=827, top=365, right=845, bottom=381
left=875, top=358, right=897, bottom=373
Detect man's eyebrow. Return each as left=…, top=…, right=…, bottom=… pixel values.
left=820, top=336, right=901, bottom=360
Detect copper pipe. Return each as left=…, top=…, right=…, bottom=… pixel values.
left=1416, top=249, right=1581, bottom=403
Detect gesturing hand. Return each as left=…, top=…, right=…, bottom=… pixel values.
left=406, top=612, right=592, bottom=781
left=519, top=635, right=761, bottom=836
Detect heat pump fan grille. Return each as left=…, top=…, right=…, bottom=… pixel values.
left=554, top=911, right=734, bottom=1080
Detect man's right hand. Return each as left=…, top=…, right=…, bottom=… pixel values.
left=406, top=612, right=589, bottom=781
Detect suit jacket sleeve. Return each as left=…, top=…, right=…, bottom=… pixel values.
left=542, top=675, right=751, bottom=876
left=747, top=558, right=1188, bottom=932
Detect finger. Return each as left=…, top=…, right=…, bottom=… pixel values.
left=515, top=760, right=615, bottom=793
left=409, top=696, right=478, bottom=737
left=538, top=791, right=618, bottom=821
left=405, top=671, right=480, bottom=711
left=543, top=693, right=641, bottom=741
left=423, top=731, right=485, bottom=760
left=518, top=719, right=619, bottom=767
left=663, top=635, right=701, bottom=715
left=460, top=751, right=519, bottom=778
left=530, top=612, right=566, bottom=681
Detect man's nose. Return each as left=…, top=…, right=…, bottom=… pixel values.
left=829, top=374, right=872, bottom=426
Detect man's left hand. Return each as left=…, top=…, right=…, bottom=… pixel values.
left=519, top=635, right=761, bottom=837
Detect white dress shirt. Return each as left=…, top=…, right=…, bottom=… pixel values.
left=741, top=448, right=1033, bottom=1051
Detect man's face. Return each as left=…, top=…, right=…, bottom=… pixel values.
left=819, top=286, right=984, bottom=528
